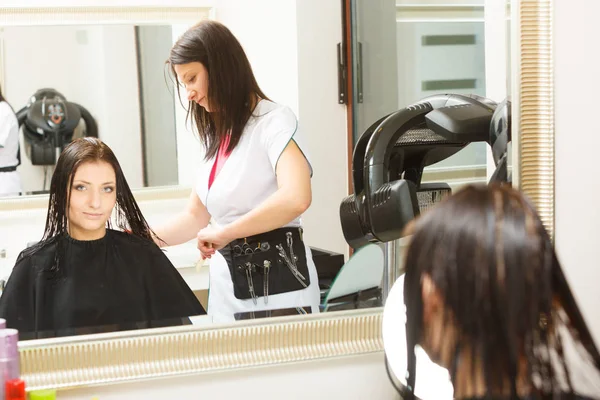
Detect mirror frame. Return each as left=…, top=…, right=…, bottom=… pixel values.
left=512, top=0, right=555, bottom=238
left=0, top=0, right=554, bottom=392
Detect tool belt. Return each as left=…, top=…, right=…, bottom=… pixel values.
left=219, top=227, right=311, bottom=304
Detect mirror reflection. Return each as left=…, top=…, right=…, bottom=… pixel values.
left=0, top=24, right=179, bottom=196
left=0, top=0, right=514, bottom=342
left=0, top=138, right=206, bottom=337
left=352, top=0, right=499, bottom=173
left=343, top=0, right=511, bottom=295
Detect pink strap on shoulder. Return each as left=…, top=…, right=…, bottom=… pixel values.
left=208, top=135, right=232, bottom=190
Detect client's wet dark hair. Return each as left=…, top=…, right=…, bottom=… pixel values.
left=403, top=184, right=600, bottom=398
left=24, top=138, right=159, bottom=270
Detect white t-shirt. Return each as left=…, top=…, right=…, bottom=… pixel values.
left=196, top=99, right=312, bottom=227
left=0, top=101, right=21, bottom=196
left=195, top=99, right=320, bottom=322
left=0, top=101, right=19, bottom=167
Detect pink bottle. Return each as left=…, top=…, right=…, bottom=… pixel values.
left=0, top=329, right=19, bottom=400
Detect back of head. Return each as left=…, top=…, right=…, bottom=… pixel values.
left=43, top=137, right=154, bottom=243
left=403, top=183, right=600, bottom=397
left=167, top=20, right=268, bottom=159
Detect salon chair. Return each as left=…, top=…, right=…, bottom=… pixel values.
left=336, top=93, right=512, bottom=308
left=320, top=243, right=384, bottom=311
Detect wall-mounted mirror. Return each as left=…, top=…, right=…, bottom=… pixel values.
left=0, top=23, right=180, bottom=196
left=0, top=0, right=515, bottom=344
left=0, top=8, right=215, bottom=342
left=0, top=0, right=559, bottom=394
left=0, top=0, right=356, bottom=342
left=350, top=0, right=511, bottom=185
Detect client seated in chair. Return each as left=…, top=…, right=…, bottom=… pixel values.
left=0, top=137, right=206, bottom=336
left=401, top=184, right=600, bottom=399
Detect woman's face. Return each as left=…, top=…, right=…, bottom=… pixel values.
left=174, top=62, right=210, bottom=112
left=67, top=161, right=117, bottom=241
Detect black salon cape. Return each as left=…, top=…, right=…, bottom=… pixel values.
left=0, top=230, right=206, bottom=335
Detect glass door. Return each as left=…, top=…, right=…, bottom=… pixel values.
left=348, top=0, right=491, bottom=173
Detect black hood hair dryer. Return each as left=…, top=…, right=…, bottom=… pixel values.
left=341, top=93, right=510, bottom=300
left=16, top=88, right=98, bottom=165
left=487, top=98, right=512, bottom=183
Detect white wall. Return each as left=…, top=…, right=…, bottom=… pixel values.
left=137, top=25, right=179, bottom=187
left=171, top=23, right=204, bottom=188
left=0, top=0, right=213, bottom=6
left=97, top=26, right=144, bottom=188
left=353, top=0, right=399, bottom=142
left=1, top=25, right=144, bottom=191
left=296, top=0, right=349, bottom=257
left=554, top=0, right=600, bottom=346
left=213, top=0, right=299, bottom=115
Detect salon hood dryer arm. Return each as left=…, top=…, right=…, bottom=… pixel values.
left=16, top=88, right=98, bottom=166
left=340, top=93, right=504, bottom=249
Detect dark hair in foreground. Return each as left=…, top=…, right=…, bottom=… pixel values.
left=167, top=20, right=269, bottom=160
left=403, top=184, right=600, bottom=398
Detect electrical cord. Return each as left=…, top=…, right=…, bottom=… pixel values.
left=43, top=166, right=48, bottom=191
left=385, top=353, right=415, bottom=399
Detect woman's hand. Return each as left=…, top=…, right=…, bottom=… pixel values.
left=197, top=226, right=234, bottom=259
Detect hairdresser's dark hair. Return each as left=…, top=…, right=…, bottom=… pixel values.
left=167, top=20, right=269, bottom=160
left=403, top=183, right=600, bottom=398
left=25, top=138, right=159, bottom=269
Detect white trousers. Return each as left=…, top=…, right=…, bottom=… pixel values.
left=0, top=171, right=21, bottom=197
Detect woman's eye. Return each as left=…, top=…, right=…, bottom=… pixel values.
left=103, top=186, right=115, bottom=193
left=74, top=185, right=86, bottom=191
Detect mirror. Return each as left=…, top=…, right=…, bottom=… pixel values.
left=0, top=23, right=180, bottom=196
left=0, top=20, right=209, bottom=339
left=351, top=0, right=511, bottom=187
left=0, top=1, right=559, bottom=394
left=0, top=0, right=515, bottom=342
left=342, top=0, right=512, bottom=298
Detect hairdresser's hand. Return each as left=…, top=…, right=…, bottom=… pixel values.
left=197, top=226, right=233, bottom=259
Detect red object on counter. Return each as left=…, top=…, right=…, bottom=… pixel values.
left=5, top=379, right=26, bottom=400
